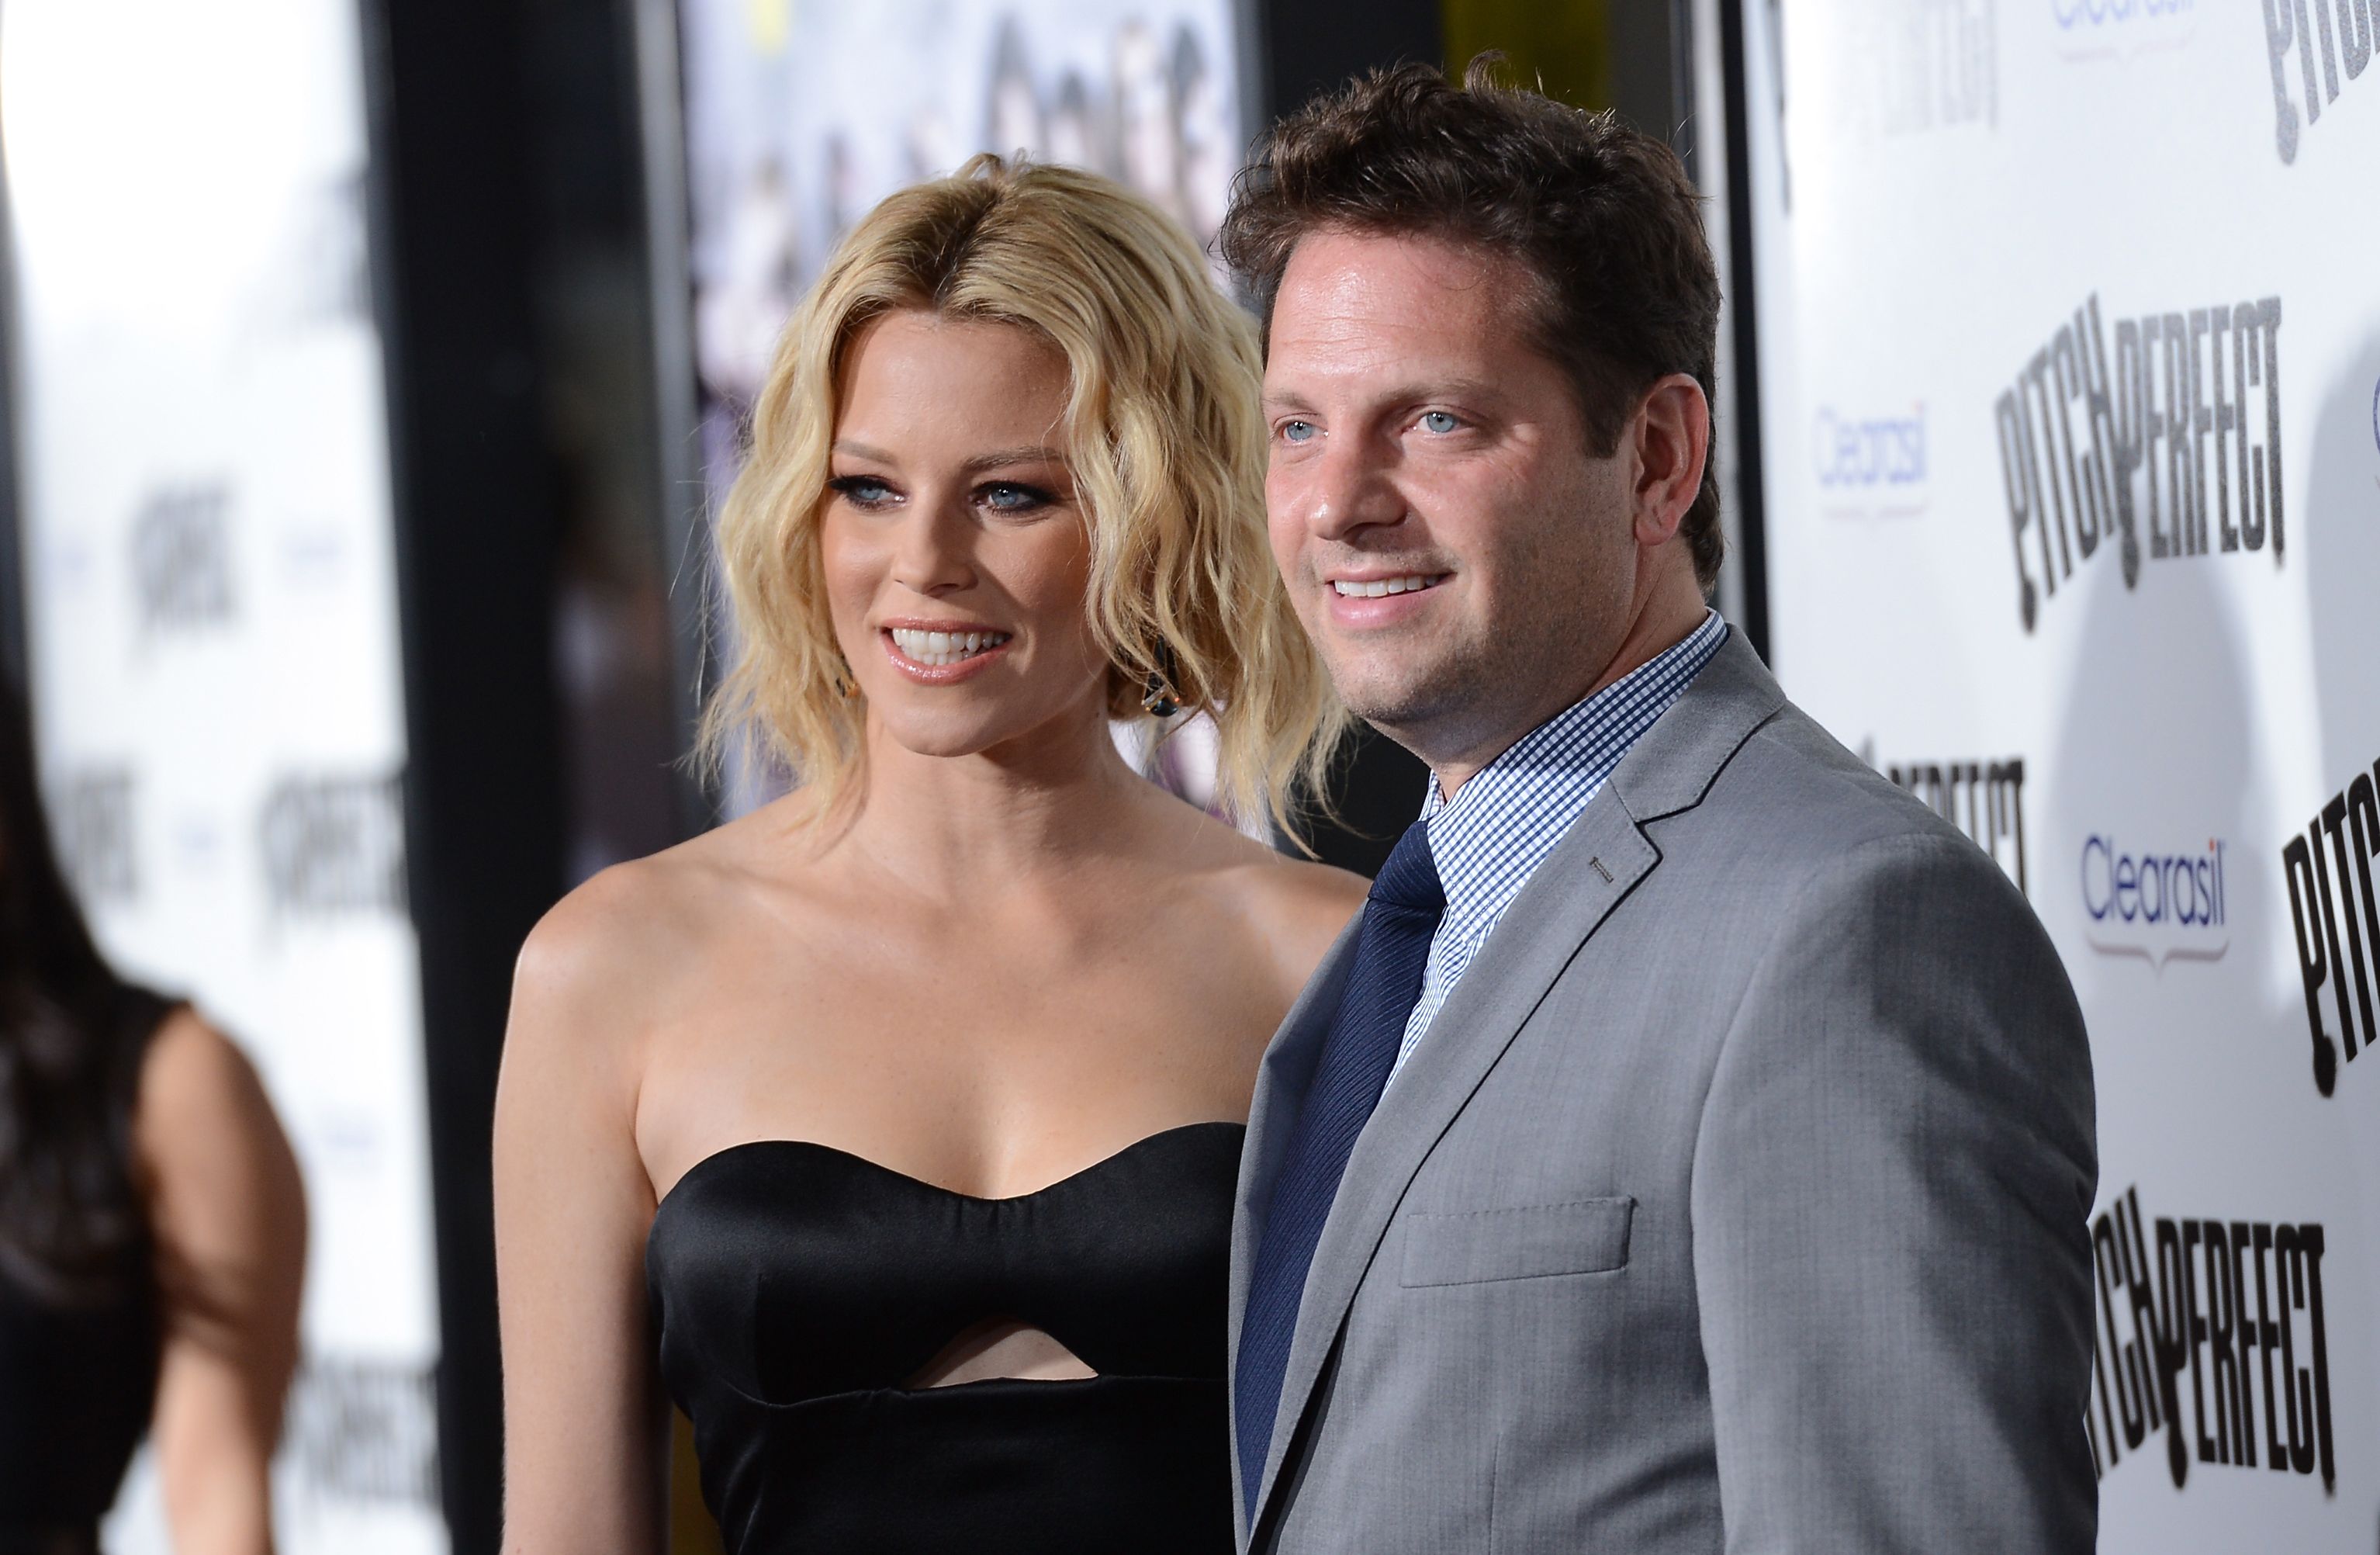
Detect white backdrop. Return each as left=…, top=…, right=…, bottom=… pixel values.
left=1741, top=0, right=2380, bottom=1545
left=2, top=2, right=446, bottom=1551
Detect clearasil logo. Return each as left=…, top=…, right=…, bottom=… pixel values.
left=2053, top=0, right=2191, bottom=26
left=1814, top=403, right=1927, bottom=517
left=2053, top=0, right=2194, bottom=67
left=2081, top=834, right=2229, bottom=968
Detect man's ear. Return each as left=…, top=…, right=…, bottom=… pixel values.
left=1629, top=374, right=1711, bottom=547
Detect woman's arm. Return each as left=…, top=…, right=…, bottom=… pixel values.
left=134, top=1009, right=307, bottom=1555
left=494, top=871, right=672, bottom=1554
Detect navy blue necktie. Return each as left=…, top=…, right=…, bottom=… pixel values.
left=1235, top=816, right=1444, bottom=1521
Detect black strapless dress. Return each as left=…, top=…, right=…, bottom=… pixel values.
left=646, top=1120, right=1245, bottom=1555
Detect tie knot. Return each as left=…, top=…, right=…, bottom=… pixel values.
left=1371, top=816, right=1444, bottom=917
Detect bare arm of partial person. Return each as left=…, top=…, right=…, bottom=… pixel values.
left=1691, top=833, right=2100, bottom=1554
left=494, top=868, right=671, bottom=1554
left=135, top=1009, right=308, bottom=1555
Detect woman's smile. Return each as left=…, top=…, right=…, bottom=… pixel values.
left=880, top=620, right=1016, bottom=681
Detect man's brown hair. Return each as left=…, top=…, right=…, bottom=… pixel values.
left=1220, top=56, right=1724, bottom=591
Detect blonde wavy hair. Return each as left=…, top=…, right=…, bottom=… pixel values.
left=701, top=154, right=1346, bottom=839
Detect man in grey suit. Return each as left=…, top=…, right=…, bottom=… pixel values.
left=1219, top=61, right=2098, bottom=1553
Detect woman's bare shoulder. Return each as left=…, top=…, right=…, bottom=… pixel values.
left=135, top=1006, right=280, bottom=1155
left=132, top=1006, right=305, bottom=1276
left=514, top=804, right=814, bottom=1030
left=1237, top=853, right=1368, bottom=945
left=500, top=833, right=754, bottom=1169
left=1183, top=824, right=1368, bottom=991
left=517, top=854, right=699, bottom=1005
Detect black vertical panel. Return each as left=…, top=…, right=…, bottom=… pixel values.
left=624, top=0, right=721, bottom=840
left=1717, top=0, right=1771, bottom=663
left=1253, top=0, right=1443, bottom=878
left=1666, top=0, right=1700, bottom=180
left=358, top=1, right=564, bottom=1550
left=1300, top=726, right=1431, bottom=878
left=522, top=0, right=705, bottom=871
left=1254, top=0, right=1442, bottom=117
left=0, top=144, right=26, bottom=694
left=1609, top=0, right=1680, bottom=144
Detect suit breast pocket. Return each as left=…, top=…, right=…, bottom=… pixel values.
left=1397, top=1197, right=1635, bottom=1287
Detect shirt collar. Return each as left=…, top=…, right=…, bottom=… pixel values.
left=1419, top=609, right=1729, bottom=937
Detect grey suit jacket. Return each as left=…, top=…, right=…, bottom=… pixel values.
left=1229, top=632, right=2098, bottom=1553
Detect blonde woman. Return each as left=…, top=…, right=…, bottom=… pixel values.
left=493, top=158, right=1365, bottom=1553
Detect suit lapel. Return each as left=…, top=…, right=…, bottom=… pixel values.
left=1245, top=629, right=1787, bottom=1530
left=1247, top=798, right=1659, bottom=1525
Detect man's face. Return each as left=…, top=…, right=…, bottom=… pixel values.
left=1262, top=229, right=1642, bottom=771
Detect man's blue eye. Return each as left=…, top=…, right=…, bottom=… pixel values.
left=1420, top=410, right=1461, bottom=435
left=1281, top=420, right=1317, bottom=444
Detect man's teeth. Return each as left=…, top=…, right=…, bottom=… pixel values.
left=889, top=627, right=1009, bottom=667
left=1331, top=574, right=1446, bottom=598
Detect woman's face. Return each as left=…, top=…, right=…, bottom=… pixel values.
left=819, top=309, right=1109, bottom=762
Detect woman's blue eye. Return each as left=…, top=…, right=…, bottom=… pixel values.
left=1420, top=410, right=1461, bottom=435
left=1280, top=420, right=1317, bottom=445
left=829, top=476, right=895, bottom=507
left=978, top=482, right=1053, bottom=512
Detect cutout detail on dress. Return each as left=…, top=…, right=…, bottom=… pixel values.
left=903, top=1316, right=1098, bottom=1388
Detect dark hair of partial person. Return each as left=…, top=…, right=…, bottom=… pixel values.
left=0, top=680, right=154, bottom=1304
left=1219, top=54, right=1726, bottom=592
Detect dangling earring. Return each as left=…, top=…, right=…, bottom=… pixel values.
left=833, top=656, right=859, bottom=699
left=1140, top=642, right=1185, bottom=719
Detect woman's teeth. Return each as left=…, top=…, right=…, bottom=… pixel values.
left=888, top=627, right=1009, bottom=667
left=1331, top=574, right=1446, bottom=598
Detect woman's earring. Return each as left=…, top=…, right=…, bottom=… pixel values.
left=1140, top=643, right=1184, bottom=719
left=1140, top=673, right=1182, bottom=719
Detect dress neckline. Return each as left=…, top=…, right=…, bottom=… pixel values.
left=652, top=1119, right=1247, bottom=1215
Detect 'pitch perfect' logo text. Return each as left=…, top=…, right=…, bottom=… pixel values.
left=1879, top=754, right=2028, bottom=893
left=53, top=767, right=139, bottom=908
left=261, top=772, right=408, bottom=923
left=2281, top=750, right=2380, bottom=1096
left=1997, top=293, right=2284, bottom=630
left=131, top=482, right=236, bottom=641
left=2088, top=1186, right=2337, bottom=1494
left=2265, top=0, right=2375, bottom=164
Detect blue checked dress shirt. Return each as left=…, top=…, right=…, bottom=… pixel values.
left=1385, top=608, right=1729, bottom=1084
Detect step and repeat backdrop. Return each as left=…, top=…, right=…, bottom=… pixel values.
left=2, top=2, right=446, bottom=1551
left=1738, top=0, right=2380, bottom=1546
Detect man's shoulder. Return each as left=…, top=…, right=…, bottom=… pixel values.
left=1597, top=630, right=1976, bottom=874
left=1679, top=696, right=1983, bottom=867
